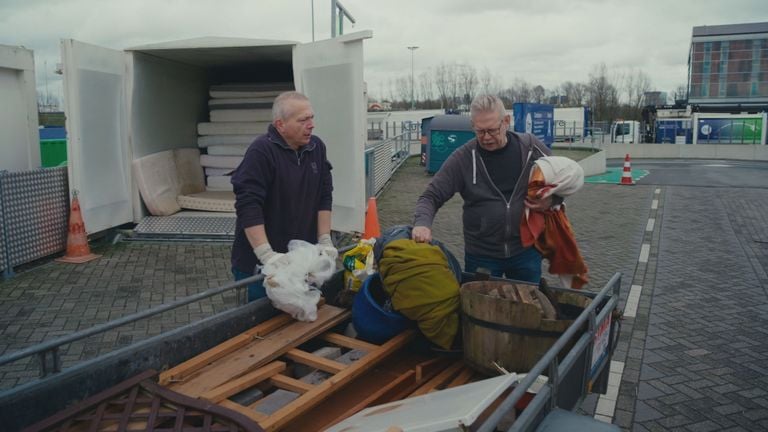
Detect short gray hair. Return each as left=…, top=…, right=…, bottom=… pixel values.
left=470, top=94, right=506, bottom=120
left=272, top=91, right=310, bottom=122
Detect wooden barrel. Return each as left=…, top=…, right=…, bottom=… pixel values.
left=460, top=280, right=586, bottom=375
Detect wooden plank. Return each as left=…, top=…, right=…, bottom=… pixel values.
left=170, top=305, right=350, bottom=398
left=408, top=360, right=465, bottom=397
left=201, top=362, right=286, bottom=403
left=158, top=314, right=294, bottom=385
left=258, top=330, right=416, bottom=432
left=322, top=370, right=417, bottom=430
left=319, top=333, right=378, bottom=352
left=218, top=400, right=268, bottom=422
left=444, top=366, right=475, bottom=389
left=270, top=375, right=315, bottom=394
left=284, top=349, right=347, bottom=374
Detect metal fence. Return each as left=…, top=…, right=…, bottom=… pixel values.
left=0, top=167, right=69, bottom=279
left=365, top=124, right=419, bottom=198
left=367, top=120, right=419, bottom=141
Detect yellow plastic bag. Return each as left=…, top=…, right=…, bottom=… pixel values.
left=342, top=238, right=376, bottom=292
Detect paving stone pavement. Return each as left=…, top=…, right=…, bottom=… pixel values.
left=2, top=155, right=768, bottom=432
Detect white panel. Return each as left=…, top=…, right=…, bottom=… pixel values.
left=61, top=39, right=132, bottom=233
left=0, top=45, right=40, bottom=171
left=293, top=31, right=372, bottom=234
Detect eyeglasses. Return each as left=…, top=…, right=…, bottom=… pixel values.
left=473, top=122, right=504, bottom=136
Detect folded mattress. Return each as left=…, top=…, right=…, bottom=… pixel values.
left=209, top=82, right=293, bottom=99
left=206, top=144, right=249, bottom=156
left=198, top=135, right=256, bottom=148
left=200, top=154, right=243, bottom=169
left=198, top=121, right=270, bottom=136
left=210, top=109, right=273, bottom=123
left=177, top=191, right=235, bottom=213
left=209, top=98, right=274, bottom=110
left=132, top=148, right=205, bottom=216
left=205, top=167, right=234, bottom=176
left=206, top=175, right=233, bottom=191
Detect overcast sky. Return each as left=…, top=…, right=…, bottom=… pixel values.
left=2, top=0, right=767, bottom=105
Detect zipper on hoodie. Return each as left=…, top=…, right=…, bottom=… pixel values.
left=476, top=146, right=533, bottom=256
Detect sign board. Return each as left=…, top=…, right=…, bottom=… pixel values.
left=590, top=312, right=612, bottom=377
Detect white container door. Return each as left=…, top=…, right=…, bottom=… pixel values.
left=293, top=31, right=372, bottom=235
left=61, top=39, right=133, bottom=234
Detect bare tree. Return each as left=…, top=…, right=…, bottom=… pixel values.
left=585, top=63, right=620, bottom=122
left=532, top=85, right=546, bottom=104
left=624, top=68, right=652, bottom=117
left=479, top=67, right=502, bottom=96
left=418, top=70, right=434, bottom=104
left=395, top=76, right=411, bottom=105
left=561, top=81, right=586, bottom=106
left=457, top=63, right=478, bottom=106
left=514, top=79, right=533, bottom=103
left=672, top=83, right=688, bottom=103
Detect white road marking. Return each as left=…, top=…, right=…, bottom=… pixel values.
left=646, top=218, right=655, bottom=232
left=639, top=244, right=650, bottom=263
left=651, top=200, right=658, bottom=209
left=624, top=285, right=643, bottom=318
left=594, top=361, right=625, bottom=421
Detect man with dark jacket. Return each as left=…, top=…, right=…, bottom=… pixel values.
left=412, top=94, right=556, bottom=283
left=231, top=91, right=336, bottom=301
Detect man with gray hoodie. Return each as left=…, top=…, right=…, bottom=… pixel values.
left=412, top=94, right=556, bottom=283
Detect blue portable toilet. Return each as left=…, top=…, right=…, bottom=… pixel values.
left=427, top=115, right=474, bottom=174
left=512, top=103, right=554, bottom=147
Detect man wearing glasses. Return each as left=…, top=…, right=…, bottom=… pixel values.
left=412, top=94, right=556, bottom=283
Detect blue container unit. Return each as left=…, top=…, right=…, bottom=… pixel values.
left=655, top=119, right=692, bottom=144
left=512, top=103, right=554, bottom=147
left=426, top=115, right=474, bottom=174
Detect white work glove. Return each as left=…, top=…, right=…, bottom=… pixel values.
left=317, top=233, right=338, bottom=260
left=254, top=243, right=286, bottom=268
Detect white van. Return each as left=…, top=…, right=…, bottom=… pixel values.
left=611, top=120, right=641, bottom=143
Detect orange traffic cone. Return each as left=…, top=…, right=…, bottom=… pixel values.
left=363, top=197, right=381, bottom=240
left=56, top=191, right=101, bottom=264
left=619, top=154, right=635, bottom=186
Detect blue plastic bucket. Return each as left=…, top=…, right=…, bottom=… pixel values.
left=352, top=274, right=412, bottom=344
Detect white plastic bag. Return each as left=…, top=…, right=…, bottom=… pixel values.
left=261, top=240, right=336, bottom=322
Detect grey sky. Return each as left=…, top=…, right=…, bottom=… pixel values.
left=2, top=0, right=767, bottom=104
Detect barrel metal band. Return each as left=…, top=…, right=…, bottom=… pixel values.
left=465, top=314, right=564, bottom=338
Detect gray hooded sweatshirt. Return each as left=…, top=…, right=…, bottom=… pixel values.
left=413, top=131, right=550, bottom=258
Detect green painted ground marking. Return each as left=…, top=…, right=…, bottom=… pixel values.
left=585, top=168, right=649, bottom=184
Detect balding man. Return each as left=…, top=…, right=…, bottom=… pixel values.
left=412, top=94, right=559, bottom=283
left=231, top=91, right=335, bottom=301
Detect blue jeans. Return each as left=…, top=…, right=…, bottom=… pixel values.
left=464, top=247, right=543, bottom=284
left=232, top=268, right=266, bottom=302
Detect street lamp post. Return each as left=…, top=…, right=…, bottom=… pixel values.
left=407, top=46, right=419, bottom=110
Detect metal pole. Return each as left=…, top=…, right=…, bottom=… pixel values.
left=331, top=0, right=337, bottom=37
left=311, top=0, right=315, bottom=41
left=407, top=46, right=419, bottom=110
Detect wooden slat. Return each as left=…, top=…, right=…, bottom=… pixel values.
left=218, top=400, right=268, bottom=422
left=158, top=314, right=294, bottom=385
left=258, top=330, right=416, bottom=432
left=284, top=349, right=347, bottom=374
left=319, top=333, right=378, bottom=352
left=170, top=305, right=350, bottom=398
left=408, top=360, right=465, bottom=397
left=322, top=370, right=417, bottom=430
left=269, top=375, right=315, bottom=394
left=444, top=366, right=475, bottom=389
left=201, top=362, right=286, bottom=403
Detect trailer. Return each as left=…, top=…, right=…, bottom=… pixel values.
left=0, top=270, right=622, bottom=432
left=0, top=44, right=41, bottom=172
left=512, top=103, right=554, bottom=147
left=553, top=107, right=590, bottom=142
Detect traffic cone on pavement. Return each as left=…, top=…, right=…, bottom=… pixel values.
left=56, top=190, right=101, bottom=264
left=363, top=197, right=381, bottom=240
left=619, top=154, right=635, bottom=186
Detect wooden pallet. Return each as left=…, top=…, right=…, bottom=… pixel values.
left=159, top=305, right=417, bottom=431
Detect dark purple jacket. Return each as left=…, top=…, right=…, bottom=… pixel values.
left=231, top=125, right=333, bottom=273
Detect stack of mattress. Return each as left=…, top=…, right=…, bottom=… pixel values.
left=197, top=82, right=293, bottom=191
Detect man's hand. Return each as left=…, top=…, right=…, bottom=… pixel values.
left=317, top=233, right=338, bottom=260
left=525, top=194, right=554, bottom=212
left=412, top=226, right=432, bottom=243
left=254, top=243, right=282, bottom=265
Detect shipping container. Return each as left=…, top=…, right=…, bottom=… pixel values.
left=554, top=106, right=590, bottom=142
left=60, top=33, right=371, bottom=235
left=655, top=119, right=692, bottom=144
left=0, top=44, right=40, bottom=171
left=512, top=103, right=554, bottom=147
left=692, top=113, right=768, bottom=145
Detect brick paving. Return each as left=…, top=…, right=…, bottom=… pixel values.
left=1, top=155, right=768, bottom=432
